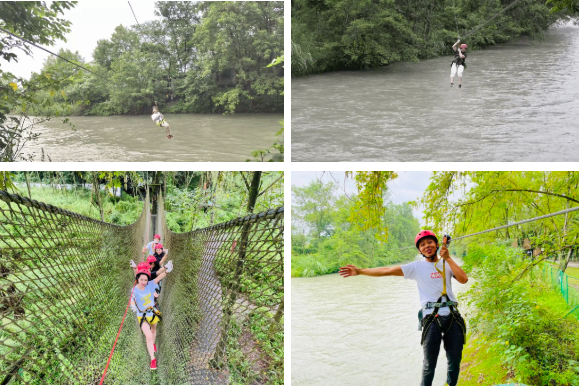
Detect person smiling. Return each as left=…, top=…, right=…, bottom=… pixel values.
left=339, top=231, right=468, bottom=386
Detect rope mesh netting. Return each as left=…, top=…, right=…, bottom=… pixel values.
left=0, top=189, right=284, bottom=385
left=154, top=193, right=284, bottom=385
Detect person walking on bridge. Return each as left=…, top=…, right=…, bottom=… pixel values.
left=450, top=40, right=468, bottom=88
left=131, top=261, right=174, bottom=370
left=339, top=231, right=468, bottom=386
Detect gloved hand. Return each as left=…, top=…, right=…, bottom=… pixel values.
left=456, top=39, right=461, bottom=44
left=131, top=304, right=138, bottom=313
left=130, top=260, right=136, bottom=268
left=165, top=260, right=173, bottom=273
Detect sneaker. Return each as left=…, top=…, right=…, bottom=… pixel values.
left=154, top=343, right=157, bottom=353
left=150, top=358, right=157, bottom=370
left=458, top=84, right=462, bottom=88
left=450, top=83, right=453, bottom=87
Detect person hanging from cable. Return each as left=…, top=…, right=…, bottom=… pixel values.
left=450, top=40, right=468, bottom=88
left=151, top=102, right=174, bottom=139
left=130, top=260, right=173, bottom=370
left=338, top=232, right=468, bottom=386
left=143, top=234, right=161, bottom=256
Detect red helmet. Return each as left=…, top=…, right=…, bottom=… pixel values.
left=415, top=230, right=438, bottom=250
left=153, top=234, right=161, bottom=240
left=147, top=255, right=157, bottom=263
left=136, top=264, right=151, bottom=280
left=155, top=243, right=163, bottom=250
left=460, top=44, right=468, bottom=49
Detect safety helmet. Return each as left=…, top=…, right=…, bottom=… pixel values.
left=147, top=255, right=157, bottom=264
left=415, top=230, right=438, bottom=250
left=153, top=234, right=161, bottom=240
left=136, top=265, right=151, bottom=280
left=155, top=243, right=163, bottom=250
left=460, top=44, right=468, bottom=49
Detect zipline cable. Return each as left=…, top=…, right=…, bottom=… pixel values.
left=460, top=0, right=524, bottom=39
left=0, top=26, right=109, bottom=80
left=452, top=206, right=579, bottom=241
left=396, top=206, right=579, bottom=250
left=128, top=1, right=140, bottom=26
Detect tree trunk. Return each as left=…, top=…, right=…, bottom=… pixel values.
left=93, top=174, right=104, bottom=222
left=24, top=172, right=31, bottom=199
left=246, top=171, right=262, bottom=213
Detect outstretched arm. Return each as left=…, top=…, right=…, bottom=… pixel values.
left=339, top=264, right=404, bottom=277
left=159, top=250, right=169, bottom=266
left=452, top=39, right=460, bottom=51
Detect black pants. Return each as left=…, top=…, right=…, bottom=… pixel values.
left=421, top=314, right=464, bottom=386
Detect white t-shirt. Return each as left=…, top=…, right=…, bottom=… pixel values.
left=401, top=259, right=457, bottom=316
left=151, top=112, right=162, bottom=122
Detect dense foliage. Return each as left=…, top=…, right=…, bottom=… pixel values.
left=27, top=1, right=284, bottom=115
left=291, top=180, right=420, bottom=277
left=291, top=0, right=576, bottom=75
left=417, top=171, right=579, bottom=272
left=460, top=243, right=578, bottom=385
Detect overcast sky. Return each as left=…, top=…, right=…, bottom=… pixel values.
left=291, top=171, right=433, bottom=225
left=3, top=1, right=160, bottom=79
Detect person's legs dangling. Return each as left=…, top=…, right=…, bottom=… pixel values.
left=443, top=319, right=464, bottom=386
left=421, top=318, right=443, bottom=386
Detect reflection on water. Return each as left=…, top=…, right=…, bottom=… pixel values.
left=291, top=260, right=470, bottom=386
left=20, top=113, right=283, bottom=162
left=292, top=24, right=579, bottom=161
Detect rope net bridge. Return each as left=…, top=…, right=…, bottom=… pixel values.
left=0, top=189, right=284, bottom=385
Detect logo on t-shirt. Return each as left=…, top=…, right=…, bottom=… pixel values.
left=431, top=272, right=442, bottom=279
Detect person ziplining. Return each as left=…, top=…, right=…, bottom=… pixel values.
left=450, top=40, right=468, bottom=88
left=151, top=103, right=174, bottom=139
left=339, top=232, right=468, bottom=386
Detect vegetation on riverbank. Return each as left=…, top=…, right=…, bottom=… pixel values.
left=292, top=0, right=577, bottom=76
left=0, top=2, right=283, bottom=161
left=458, top=244, right=579, bottom=386
left=291, top=179, right=420, bottom=277
left=7, top=171, right=284, bottom=230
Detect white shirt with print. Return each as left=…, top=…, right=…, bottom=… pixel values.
left=401, top=259, right=457, bottom=316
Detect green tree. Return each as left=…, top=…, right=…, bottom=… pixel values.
left=418, top=171, right=579, bottom=271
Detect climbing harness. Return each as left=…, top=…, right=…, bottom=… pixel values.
left=417, top=235, right=467, bottom=346
left=133, top=299, right=162, bottom=328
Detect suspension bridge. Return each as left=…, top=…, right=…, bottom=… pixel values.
left=0, top=189, right=284, bottom=384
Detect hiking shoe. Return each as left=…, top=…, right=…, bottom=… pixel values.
left=150, top=358, right=157, bottom=370
left=154, top=343, right=157, bottom=353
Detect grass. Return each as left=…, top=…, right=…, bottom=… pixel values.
left=458, top=335, right=508, bottom=386
left=13, top=184, right=142, bottom=225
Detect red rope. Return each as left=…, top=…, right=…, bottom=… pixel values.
left=98, top=285, right=135, bottom=385
left=100, top=196, right=151, bottom=384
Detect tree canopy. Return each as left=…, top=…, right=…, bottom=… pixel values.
left=292, top=0, right=576, bottom=75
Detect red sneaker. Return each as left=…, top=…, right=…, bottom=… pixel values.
left=154, top=344, right=157, bottom=353
left=150, top=358, right=157, bottom=370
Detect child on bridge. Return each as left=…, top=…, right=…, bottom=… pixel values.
left=130, top=260, right=174, bottom=370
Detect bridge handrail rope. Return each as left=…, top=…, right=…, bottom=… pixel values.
left=98, top=191, right=150, bottom=385
left=0, top=26, right=109, bottom=80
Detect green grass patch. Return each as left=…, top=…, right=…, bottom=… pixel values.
left=459, top=335, right=508, bottom=386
